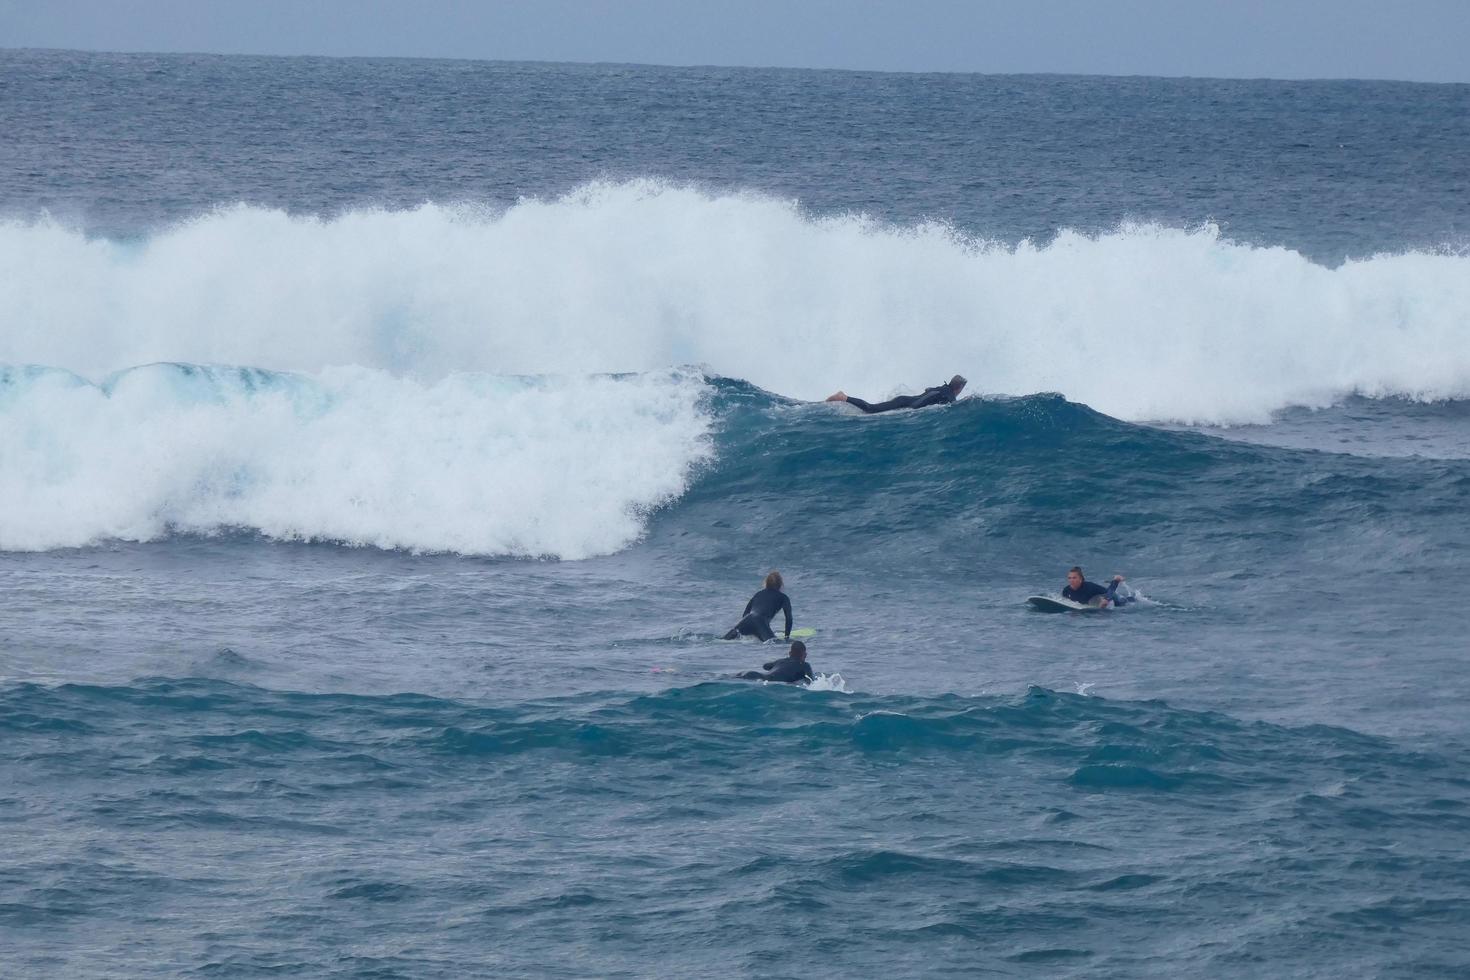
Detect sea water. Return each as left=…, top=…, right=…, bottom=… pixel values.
left=2, top=49, right=1470, bottom=977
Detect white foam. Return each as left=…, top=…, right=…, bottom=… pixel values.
left=0, top=364, right=711, bottom=557
left=2, top=180, right=1469, bottom=424
left=807, top=672, right=852, bottom=693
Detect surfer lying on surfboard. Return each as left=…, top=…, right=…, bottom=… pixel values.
left=735, top=641, right=814, bottom=684
left=723, top=570, right=793, bottom=641
left=825, top=375, right=966, bottom=414
left=1063, top=567, right=1132, bottom=607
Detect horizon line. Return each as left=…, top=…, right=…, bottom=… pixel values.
left=4, top=44, right=1466, bottom=88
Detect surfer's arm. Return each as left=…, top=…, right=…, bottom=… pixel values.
left=912, top=386, right=951, bottom=409
left=781, top=597, right=792, bottom=638
left=742, top=595, right=755, bottom=616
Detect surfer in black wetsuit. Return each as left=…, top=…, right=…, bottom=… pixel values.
left=723, top=571, right=793, bottom=641
left=737, top=641, right=815, bottom=684
left=1063, top=567, right=1131, bottom=607
left=825, top=375, right=966, bottom=414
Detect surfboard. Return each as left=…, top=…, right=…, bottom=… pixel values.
left=1026, top=595, right=1103, bottom=613
left=719, top=627, right=815, bottom=641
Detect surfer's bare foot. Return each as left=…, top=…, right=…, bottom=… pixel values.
left=826, top=391, right=847, bottom=402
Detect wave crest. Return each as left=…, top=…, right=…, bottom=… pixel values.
left=3, top=181, right=1469, bottom=423
left=0, top=362, right=712, bottom=557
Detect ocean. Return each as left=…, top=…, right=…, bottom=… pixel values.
left=3, top=48, right=1470, bottom=977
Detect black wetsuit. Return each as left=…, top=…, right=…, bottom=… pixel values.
left=738, top=656, right=814, bottom=684
left=1063, top=579, right=1131, bottom=606
left=723, top=587, right=792, bottom=641
left=845, top=382, right=958, bottom=415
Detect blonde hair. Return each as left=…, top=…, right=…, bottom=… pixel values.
left=764, top=571, right=783, bottom=590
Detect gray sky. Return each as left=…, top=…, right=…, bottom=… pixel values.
left=2, top=0, right=1467, bottom=83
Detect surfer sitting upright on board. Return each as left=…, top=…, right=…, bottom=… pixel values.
left=723, top=571, right=793, bottom=641
left=736, top=641, right=814, bottom=684
left=825, top=375, right=966, bottom=414
left=1063, top=567, right=1131, bottom=607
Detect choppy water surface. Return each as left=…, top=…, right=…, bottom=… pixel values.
left=2, top=48, right=1469, bottom=977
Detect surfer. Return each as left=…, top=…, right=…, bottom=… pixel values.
left=1063, top=567, right=1131, bottom=607
left=825, top=375, right=967, bottom=414
left=736, top=641, right=814, bottom=684
left=723, top=571, right=793, bottom=641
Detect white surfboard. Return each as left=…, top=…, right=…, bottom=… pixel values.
left=719, top=627, right=817, bottom=640
left=1026, top=595, right=1104, bottom=613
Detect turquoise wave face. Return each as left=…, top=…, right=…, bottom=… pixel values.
left=5, top=678, right=1467, bottom=977
left=673, top=381, right=1470, bottom=577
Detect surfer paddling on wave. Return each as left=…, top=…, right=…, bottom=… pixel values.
left=825, top=375, right=967, bottom=414
left=723, top=571, right=793, bottom=641
left=1063, top=567, right=1132, bottom=607
left=736, top=641, right=814, bottom=684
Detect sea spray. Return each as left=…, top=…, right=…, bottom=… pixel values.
left=0, top=363, right=712, bottom=556
left=3, top=183, right=1469, bottom=423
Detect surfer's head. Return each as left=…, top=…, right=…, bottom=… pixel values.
left=949, top=374, right=967, bottom=396
left=765, top=570, right=783, bottom=590
left=1067, top=566, right=1085, bottom=589
left=789, top=641, right=807, bottom=660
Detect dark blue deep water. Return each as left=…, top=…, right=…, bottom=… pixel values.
left=3, top=49, right=1470, bottom=977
